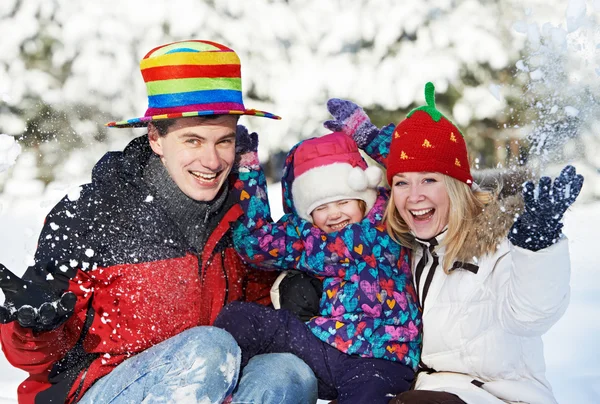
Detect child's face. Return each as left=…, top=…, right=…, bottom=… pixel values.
left=310, top=199, right=364, bottom=233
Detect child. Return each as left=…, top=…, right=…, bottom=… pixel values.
left=214, top=130, right=422, bottom=404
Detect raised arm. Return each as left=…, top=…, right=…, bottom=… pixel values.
left=324, top=98, right=395, bottom=166
left=232, top=162, right=347, bottom=277
left=500, top=165, right=584, bottom=335
left=231, top=125, right=310, bottom=270
left=232, top=125, right=372, bottom=277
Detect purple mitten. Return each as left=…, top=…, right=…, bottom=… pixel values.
left=324, top=98, right=379, bottom=148
left=235, top=125, right=260, bottom=172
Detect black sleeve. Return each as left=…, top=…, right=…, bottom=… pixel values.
left=278, top=271, right=323, bottom=322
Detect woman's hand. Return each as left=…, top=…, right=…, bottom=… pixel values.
left=508, top=165, right=584, bottom=251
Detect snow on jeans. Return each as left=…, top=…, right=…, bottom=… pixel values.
left=78, top=326, right=318, bottom=404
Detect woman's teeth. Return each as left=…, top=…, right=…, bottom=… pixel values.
left=411, top=208, right=433, bottom=217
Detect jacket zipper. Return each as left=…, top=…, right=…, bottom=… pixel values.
left=73, top=368, right=88, bottom=401
left=221, top=250, right=229, bottom=305
left=73, top=302, right=96, bottom=402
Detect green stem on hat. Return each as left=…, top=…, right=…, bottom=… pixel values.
left=424, top=82, right=436, bottom=108
left=406, top=82, right=443, bottom=122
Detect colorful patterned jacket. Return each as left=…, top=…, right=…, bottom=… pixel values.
left=0, top=135, right=276, bottom=404
left=232, top=127, right=422, bottom=370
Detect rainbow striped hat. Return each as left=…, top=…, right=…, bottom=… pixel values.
left=106, top=40, right=280, bottom=128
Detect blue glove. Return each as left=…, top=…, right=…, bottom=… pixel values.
left=508, top=165, right=584, bottom=251
left=234, top=124, right=259, bottom=172
left=324, top=98, right=391, bottom=148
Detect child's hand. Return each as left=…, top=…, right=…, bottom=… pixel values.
left=235, top=125, right=260, bottom=172
left=508, top=165, right=584, bottom=251
left=324, top=98, right=379, bottom=148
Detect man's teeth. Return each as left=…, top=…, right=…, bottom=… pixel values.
left=191, top=171, right=217, bottom=180
left=330, top=221, right=349, bottom=230
left=411, top=208, right=433, bottom=216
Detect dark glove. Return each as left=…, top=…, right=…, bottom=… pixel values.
left=0, top=263, right=76, bottom=331
left=324, top=98, right=388, bottom=148
left=234, top=124, right=259, bottom=172
left=278, top=271, right=323, bottom=322
left=509, top=165, right=584, bottom=251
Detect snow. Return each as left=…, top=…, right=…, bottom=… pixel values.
left=0, top=184, right=599, bottom=403
left=0, top=135, right=21, bottom=174
left=0, top=0, right=599, bottom=401
left=529, top=69, right=545, bottom=80
left=565, top=106, right=580, bottom=117
left=566, top=0, right=588, bottom=33
left=3, top=0, right=596, bottom=170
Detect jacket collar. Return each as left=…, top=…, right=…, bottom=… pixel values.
left=414, top=228, right=480, bottom=274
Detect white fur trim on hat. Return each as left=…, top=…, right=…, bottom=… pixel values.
left=292, top=162, right=380, bottom=222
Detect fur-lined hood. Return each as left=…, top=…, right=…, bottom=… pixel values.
left=456, top=169, right=527, bottom=261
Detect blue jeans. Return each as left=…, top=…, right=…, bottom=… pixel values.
left=79, top=326, right=318, bottom=404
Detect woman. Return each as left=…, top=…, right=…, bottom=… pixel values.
left=323, top=82, right=584, bottom=404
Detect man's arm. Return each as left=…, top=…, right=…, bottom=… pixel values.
left=0, top=192, right=95, bottom=372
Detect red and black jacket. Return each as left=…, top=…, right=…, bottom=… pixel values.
left=0, top=135, right=276, bottom=404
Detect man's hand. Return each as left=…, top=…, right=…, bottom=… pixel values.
left=234, top=125, right=260, bottom=172
left=324, top=98, right=384, bottom=148
left=509, top=165, right=584, bottom=251
left=0, top=263, right=76, bottom=331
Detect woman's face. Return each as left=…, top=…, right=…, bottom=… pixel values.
left=391, top=172, right=450, bottom=239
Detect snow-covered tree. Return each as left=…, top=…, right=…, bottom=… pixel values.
left=0, top=0, right=598, bottom=189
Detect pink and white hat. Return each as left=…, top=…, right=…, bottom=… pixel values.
left=292, top=132, right=382, bottom=222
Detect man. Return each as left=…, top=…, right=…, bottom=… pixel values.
left=0, top=40, right=317, bottom=404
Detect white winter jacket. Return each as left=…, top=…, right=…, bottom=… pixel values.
left=412, top=196, right=570, bottom=404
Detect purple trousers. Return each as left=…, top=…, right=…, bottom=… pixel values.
left=214, top=301, right=414, bottom=404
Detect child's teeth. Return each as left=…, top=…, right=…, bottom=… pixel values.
left=331, top=221, right=349, bottom=230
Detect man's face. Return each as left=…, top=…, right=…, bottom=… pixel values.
left=148, top=115, right=238, bottom=201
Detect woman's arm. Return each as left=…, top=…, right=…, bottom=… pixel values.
left=499, top=165, right=583, bottom=335
left=498, top=239, right=570, bottom=336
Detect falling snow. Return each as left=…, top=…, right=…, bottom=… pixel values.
left=0, top=135, right=21, bottom=174
left=0, top=1, right=599, bottom=403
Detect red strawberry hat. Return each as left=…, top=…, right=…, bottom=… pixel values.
left=386, top=82, right=473, bottom=186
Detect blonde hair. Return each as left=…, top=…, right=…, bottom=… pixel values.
left=384, top=175, right=495, bottom=273
left=357, top=199, right=367, bottom=216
